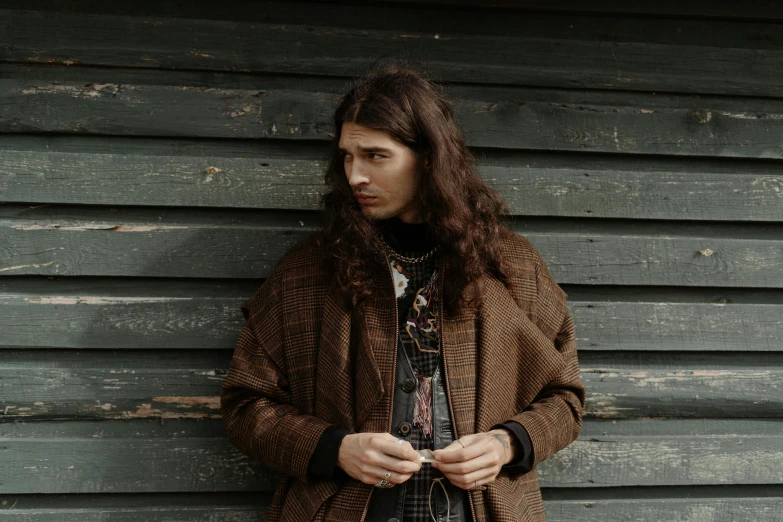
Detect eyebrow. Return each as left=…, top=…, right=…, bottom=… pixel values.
left=338, top=145, right=393, bottom=154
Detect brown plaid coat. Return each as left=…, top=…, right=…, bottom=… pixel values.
left=221, top=229, right=586, bottom=521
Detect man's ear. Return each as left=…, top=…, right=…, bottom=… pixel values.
left=422, top=150, right=432, bottom=171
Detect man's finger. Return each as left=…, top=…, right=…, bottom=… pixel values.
left=376, top=435, right=419, bottom=462
left=434, top=437, right=491, bottom=463
left=434, top=451, right=496, bottom=475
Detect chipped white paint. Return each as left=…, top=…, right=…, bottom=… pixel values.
left=9, top=224, right=188, bottom=231
left=0, top=261, right=55, bottom=272
left=23, top=296, right=194, bottom=304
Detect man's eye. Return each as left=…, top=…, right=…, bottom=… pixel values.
left=369, top=153, right=384, bottom=160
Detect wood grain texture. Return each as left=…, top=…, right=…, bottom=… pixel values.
left=0, top=350, right=780, bottom=420
left=2, top=205, right=781, bottom=286
left=1, top=419, right=781, bottom=493
left=1, top=279, right=781, bottom=351
left=5, top=75, right=783, bottom=158
left=0, top=420, right=275, bottom=494
left=3, top=7, right=783, bottom=96
left=1, top=491, right=782, bottom=521
left=3, top=146, right=782, bottom=221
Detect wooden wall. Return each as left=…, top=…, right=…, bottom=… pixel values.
left=2, top=1, right=782, bottom=520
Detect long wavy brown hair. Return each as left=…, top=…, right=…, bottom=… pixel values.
left=318, top=59, right=512, bottom=316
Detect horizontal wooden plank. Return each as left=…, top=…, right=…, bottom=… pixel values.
left=2, top=489, right=782, bottom=521
left=2, top=279, right=782, bottom=351
left=7, top=0, right=783, bottom=24
left=3, top=145, right=782, bottom=221
left=542, top=418, right=783, bottom=487
left=1, top=419, right=781, bottom=493
left=0, top=493, right=269, bottom=521
left=378, top=0, right=783, bottom=21
left=582, top=352, right=783, bottom=419
left=569, top=299, right=783, bottom=352
left=0, top=420, right=274, bottom=494
left=3, top=7, right=783, bottom=97
left=544, top=495, right=783, bottom=521
left=1, top=350, right=781, bottom=420
left=2, top=205, right=782, bottom=286
left=5, top=75, right=783, bottom=158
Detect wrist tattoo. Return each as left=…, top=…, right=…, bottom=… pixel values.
left=490, top=432, right=511, bottom=463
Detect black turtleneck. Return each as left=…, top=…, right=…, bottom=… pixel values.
left=376, top=216, right=436, bottom=253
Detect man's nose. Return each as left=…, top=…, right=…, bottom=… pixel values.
left=346, top=163, right=370, bottom=187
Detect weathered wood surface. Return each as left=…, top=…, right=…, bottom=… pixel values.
left=0, top=349, right=780, bottom=420
left=2, top=205, right=782, bottom=286
left=6, top=0, right=783, bottom=22
left=1, top=491, right=782, bottom=521
left=3, top=146, right=783, bottom=222
left=2, top=278, right=781, bottom=351
left=0, top=493, right=270, bottom=521
left=0, top=420, right=275, bottom=494
left=543, top=493, right=783, bottom=522
left=3, top=7, right=783, bottom=97
left=379, top=0, right=783, bottom=20
left=1, top=419, right=781, bottom=493
left=5, top=77, right=783, bottom=158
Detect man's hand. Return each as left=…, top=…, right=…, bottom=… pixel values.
left=431, top=429, right=518, bottom=490
left=337, top=433, right=422, bottom=486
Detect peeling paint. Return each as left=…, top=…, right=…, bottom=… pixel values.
left=23, top=296, right=194, bottom=304
left=152, top=396, right=220, bottom=409
left=472, top=102, right=497, bottom=113
left=0, top=261, right=55, bottom=272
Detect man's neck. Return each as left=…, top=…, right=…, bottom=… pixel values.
left=376, top=216, right=435, bottom=253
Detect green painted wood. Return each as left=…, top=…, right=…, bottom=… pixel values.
left=544, top=496, right=783, bottom=521
left=569, top=300, right=783, bottom=352
left=377, top=0, right=783, bottom=20
left=2, top=278, right=781, bottom=350
left=0, top=420, right=275, bottom=494
left=0, top=349, right=228, bottom=420
left=581, top=351, right=783, bottom=419
left=0, top=493, right=269, bottom=521
left=1, top=349, right=780, bottom=419
left=3, top=8, right=783, bottom=97
left=3, top=147, right=783, bottom=221
left=539, top=418, right=783, bottom=487
left=0, top=279, right=255, bottom=349
left=1, top=419, right=780, bottom=493
left=5, top=77, right=783, bottom=158
left=6, top=0, right=783, bottom=27
left=2, top=491, right=782, bottom=521
left=2, top=205, right=782, bottom=286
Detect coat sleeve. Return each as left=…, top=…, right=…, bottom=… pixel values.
left=506, top=248, right=586, bottom=469
left=220, top=264, right=333, bottom=484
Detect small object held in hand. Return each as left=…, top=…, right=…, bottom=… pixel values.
left=418, top=449, right=436, bottom=463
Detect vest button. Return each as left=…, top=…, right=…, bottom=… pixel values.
left=401, top=378, right=415, bottom=393
left=388, top=519, right=400, bottom=522
left=398, top=422, right=411, bottom=436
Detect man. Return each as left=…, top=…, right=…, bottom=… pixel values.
left=221, top=61, right=585, bottom=522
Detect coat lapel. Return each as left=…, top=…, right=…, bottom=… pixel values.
left=474, top=276, right=567, bottom=432
left=313, top=265, right=389, bottom=432
left=438, top=256, right=479, bottom=439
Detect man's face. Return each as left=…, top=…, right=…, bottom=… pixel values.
left=339, top=121, right=426, bottom=224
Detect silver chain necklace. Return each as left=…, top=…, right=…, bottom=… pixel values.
left=380, top=237, right=438, bottom=263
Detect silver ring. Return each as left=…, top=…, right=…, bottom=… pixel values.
left=374, top=472, right=394, bottom=488
left=394, top=438, right=405, bottom=445
left=471, top=479, right=487, bottom=491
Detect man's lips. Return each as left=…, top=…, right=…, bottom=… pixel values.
left=354, top=194, right=377, bottom=204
